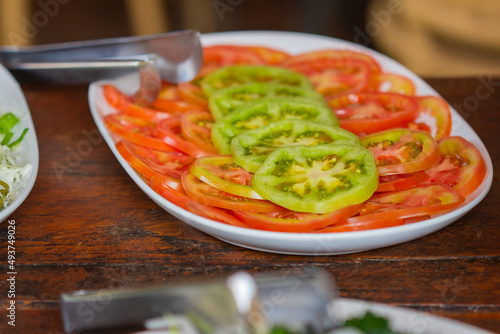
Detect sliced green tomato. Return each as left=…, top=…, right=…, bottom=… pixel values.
left=211, top=97, right=338, bottom=154
left=208, top=83, right=324, bottom=120
left=200, top=65, right=314, bottom=96
left=232, top=119, right=359, bottom=173
left=252, top=144, right=379, bottom=214
left=359, top=128, right=440, bottom=176
left=190, top=155, right=264, bottom=199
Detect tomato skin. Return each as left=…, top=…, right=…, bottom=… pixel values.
left=157, top=117, right=217, bottom=158
left=351, top=183, right=465, bottom=224
left=185, top=202, right=249, bottom=228
left=425, top=136, right=486, bottom=198
left=407, top=96, right=452, bottom=140
left=328, top=92, right=419, bottom=136
left=314, top=217, right=405, bottom=233
left=234, top=204, right=361, bottom=233
left=150, top=175, right=192, bottom=210
left=360, top=128, right=440, bottom=176
left=182, top=171, right=278, bottom=212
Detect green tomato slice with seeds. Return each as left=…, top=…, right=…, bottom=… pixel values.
left=211, top=97, right=339, bottom=155
left=232, top=120, right=359, bottom=173
left=209, top=83, right=324, bottom=120
left=201, top=65, right=314, bottom=96
left=252, top=144, right=379, bottom=213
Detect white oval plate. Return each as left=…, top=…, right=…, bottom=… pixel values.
left=0, top=64, right=39, bottom=223
left=88, top=31, right=493, bottom=255
left=332, top=298, right=495, bottom=334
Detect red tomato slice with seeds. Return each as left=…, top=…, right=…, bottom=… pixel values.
left=360, top=128, right=440, bottom=175
left=234, top=204, right=361, bottom=233
left=157, top=117, right=217, bottom=158
left=182, top=171, right=278, bottom=212
left=180, top=110, right=218, bottom=154
left=245, top=46, right=291, bottom=65
left=425, top=136, right=486, bottom=198
left=407, top=96, right=452, bottom=140
left=371, top=73, right=416, bottom=95
left=376, top=171, right=429, bottom=192
left=328, top=92, right=419, bottom=136
left=150, top=175, right=192, bottom=210
left=203, top=45, right=266, bottom=67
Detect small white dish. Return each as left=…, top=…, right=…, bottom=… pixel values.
left=88, top=31, right=493, bottom=255
left=0, top=64, right=39, bottom=223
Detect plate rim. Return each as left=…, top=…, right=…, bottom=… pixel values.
left=88, top=30, right=493, bottom=255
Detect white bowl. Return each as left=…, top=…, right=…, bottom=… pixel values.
left=0, top=64, right=39, bottom=223
left=88, top=31, right=493, bottom=255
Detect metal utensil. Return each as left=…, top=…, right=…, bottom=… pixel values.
left=0, top=29, right=203, bottom=105
left=60, top=269, right=338, bottom=334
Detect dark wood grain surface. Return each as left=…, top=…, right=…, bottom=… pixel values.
left=0, top=77, right=498, bottom=334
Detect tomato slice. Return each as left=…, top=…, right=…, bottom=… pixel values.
left=211, top=97, right=338, bottom=154
left=360, top=128, right=440, bottom=175
left=203, top=45, right=266, bottom=67
left=157, top=117, right=217, bottom=158
left=328, top=92, right=419, bottom=136
left=352, top=183, right=465, bottom=223
left=208, top=83, right=324, bottom=121
left=371, top=73, right=416, bottom=95
left=232, top=119, right=359, bottom=173
left=234, top=204, right=361, bottom=233
left=200, top=65, right=314, bottom=96
left=103, top=85, right=180, bottom=122
left=314, top=217, right=405, bottom=233
left=376, top=171, right=429, bottom=192
left=425, top=136, right=486, bottom=198
left=282, top=49, right=382, bottom=74
left=178, top=82, right=209, bottom=109
left=104, top=114, right=178, bottom=152
left=245, top=46, right=291, bottom=65
left=252, top=144, right=379, bottom=214
left=185, top=202, right=249, bottom=228
left=182, top=171, right=278, bottom=212
left=150, top=175, right=192, bottom=210
left=190, top=155, right=263, bottom=199
left=116, top=141, right=190, bottom=191
left=407, top=96, right=452, bottom=140
left=180, top=110, right=218, bottom=154
left=288, top=58, right=373, bottom=98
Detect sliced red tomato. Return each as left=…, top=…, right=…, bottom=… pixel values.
left=371, top=73, right=416, bottom=95
left=180, top=110, right=218, bottom=154
left=350, top=184, right=465, bottom=224
left=116, top=141, right=189, bottom=191
left=234, top=204, right=361, bottom=233
left=314, top=217, right=405, bottom=233
left=185, top=202, right=249, bottom=227
left=178, top=82, right=209, bottom=109
left=157, top=117, right=217, bottom=158
left=425, top=136, right=486, bottom=198
left=328, top=92, right=419, bottom=135
left=203, top=45, right=266, bottom=67
left=245, top=46, right=291, bottom=65
left=150, top=175, right=192, bottom=210
left=376, top=171, right=429, bottom=192
left=360, top=128, right=440, bottom=175
left=104, top=114, right=179, bottom=152
left=103, top=85, right=179, bottom=122
left=407, top=96, right=452, bottom=140
left=282, top=49, right=381, bottom=73
left=190, top=155, right=263, bottom=199
left=182, top=171, right=278, bottom=212
left=287, top=58, right=372, bottom=97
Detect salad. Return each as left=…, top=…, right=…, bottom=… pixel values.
left=101, top=44, right=486, bottom=233
left=0, top=112, right=31, bottom=209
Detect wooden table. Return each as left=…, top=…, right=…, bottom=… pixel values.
left=0, top=77, right=498, bottom=333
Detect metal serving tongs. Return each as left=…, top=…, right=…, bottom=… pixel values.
left=60, top=269, right=339, bottom=334
left=0, top=29, right=203, bottom=105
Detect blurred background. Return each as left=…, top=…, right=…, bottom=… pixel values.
left=1, top=0, right=500, bottom=77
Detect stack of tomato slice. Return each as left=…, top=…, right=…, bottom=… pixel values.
left=102, top=44, right=487, bottom=233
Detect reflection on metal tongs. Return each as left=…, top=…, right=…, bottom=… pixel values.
left=60, top=269, right=338, bottom=334
left=0, top=29, right=203, bottom=105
